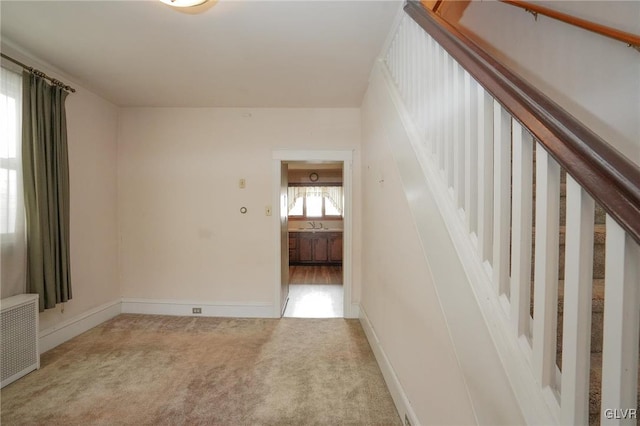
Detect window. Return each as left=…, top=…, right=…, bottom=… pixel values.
left=0, top=67, right=23, bottom=241
left=288, top=186, right=343, bottom=219
left=1, top=66, right=26, bottom=298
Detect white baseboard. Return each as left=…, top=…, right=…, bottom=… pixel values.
left=359, top=305, right=418, bottom=426
left=121, top=298, right=273, bottom=318
left=347, top=303, right=360, bottom=319
left=39, top=300, right=121, bottom=354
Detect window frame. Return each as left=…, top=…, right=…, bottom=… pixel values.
left=287, top=184, right=343, bottom=220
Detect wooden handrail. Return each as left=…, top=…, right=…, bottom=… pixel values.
left=403, top=1, right=640, bottom=244
left=499, top=0, right=640, bottom=50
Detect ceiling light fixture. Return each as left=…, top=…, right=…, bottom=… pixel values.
left=159, top=0, right=208, bottom=8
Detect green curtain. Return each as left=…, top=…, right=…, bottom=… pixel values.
left=22, top=70, right=71, bottom=312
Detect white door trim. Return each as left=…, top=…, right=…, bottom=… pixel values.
left=272, top=150, right=355, bottom=318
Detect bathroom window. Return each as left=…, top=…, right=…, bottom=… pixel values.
left=288, top=186, right=343, bottom=219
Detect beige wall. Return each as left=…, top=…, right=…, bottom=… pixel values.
left=117, top=108, right=361, bottom=307
left=456, top=0, right=640, bottom=164
left=0, top=44, right=121, bottom=332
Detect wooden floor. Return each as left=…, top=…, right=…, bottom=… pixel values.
left=289, top=265, right=342, bottom=285
left=283, top=284, right=343, bottom=318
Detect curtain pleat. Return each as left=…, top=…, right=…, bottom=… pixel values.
left=287, top=186, right=343, bottom=215
left=22, top=71, right=71, bottom=311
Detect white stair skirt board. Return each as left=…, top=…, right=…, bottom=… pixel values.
left=121, top=299, right=273, bottom=318
left=39, top=299, right=121, bottom=354
left=360, top=306, right=418, bottom=426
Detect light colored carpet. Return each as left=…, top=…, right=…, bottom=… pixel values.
left=1, top=314, right=401, bottom=425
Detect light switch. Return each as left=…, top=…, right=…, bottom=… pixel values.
left=265, top=206, right=272, bottom=216
left=239, top=178, right=246, bottom=189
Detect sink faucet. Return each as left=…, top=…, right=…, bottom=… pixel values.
left=308, top=221, right=316, bottom=229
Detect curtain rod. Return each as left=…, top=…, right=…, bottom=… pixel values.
left=1, top=53, right=76, bottom=93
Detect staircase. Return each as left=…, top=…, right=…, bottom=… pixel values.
left=385, top=3, right=640, bottom=424
left=548, top=173, right=640, bottom=425
left=528, top=156, right=625, bottom=425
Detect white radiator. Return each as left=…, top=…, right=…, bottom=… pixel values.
left=1, top=294, right=39, bottom=388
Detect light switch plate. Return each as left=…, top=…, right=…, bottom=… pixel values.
left=265, top=206, right=272, bottom=216
left=239, top=178, right=246, bottom=189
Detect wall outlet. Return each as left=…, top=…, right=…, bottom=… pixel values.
left=192, top=307, right=202, bottom=314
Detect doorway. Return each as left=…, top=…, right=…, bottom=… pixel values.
left=272, top=150, right=354, bottom=318
left=284, top=162, right=344, bottom=318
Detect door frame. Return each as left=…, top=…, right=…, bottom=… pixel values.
left=272, top=149, right=354, bottom=318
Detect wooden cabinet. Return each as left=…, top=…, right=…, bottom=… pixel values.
left=289, top=231, right=342, bottom=265
left=328, top=233, right=342, bottom=263
left=298, top=233, right=313, bottom=262
left=288, top=234, right=298, bottom=263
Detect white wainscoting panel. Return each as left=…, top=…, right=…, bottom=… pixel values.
left=39, top=299, right=121, bottom=354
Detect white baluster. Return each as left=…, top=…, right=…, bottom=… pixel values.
left=532, top=145, right=561, bottom=388
left=443, top=51, right=451, bottom=184
left=404, top=22, right=410, bottom=100
left=388, top=29, right=397, bottom=80
left=419, top=30, right=428, bottom=138
left=492, top=101, right=511, bottom=296
left=424, top=35, right=432, bottom=156
left=420, top=31, right=429, bottom=142
left=429, top=36, right=437, bottom=158
left=560, top=176, right=595, bottom=425
left=477, top=85, right=494, bottom=264
left=391, top=25, right=398, bottom=86
left=408, top=21, right=417, bottom=118
left=464, top=71, right=478, bottom=235
left=601, top=219, right=640, bottom=426
left=436, top=45, right=445, bottom=172
left=453, top=62, right=465, bottom=211
left=398, top=21, right=405, bottom=98
left=416, top=29, right=424, bottom=137
left=510, top=121, right=533, bottom=337
left=413, top=24, right=421, bottom=123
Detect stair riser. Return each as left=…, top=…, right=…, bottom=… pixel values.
left=558, top=197, right=606, bottom=226
left=558, top=242, right=606, bottom=280
left=557, top=311, right=604, bottom=354
left=533, top=186, right=607, bottom=226
left=529, top=241, right=605, bottom=280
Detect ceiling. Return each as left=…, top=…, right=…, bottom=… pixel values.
left=0, top=0, right=401, bottom=108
